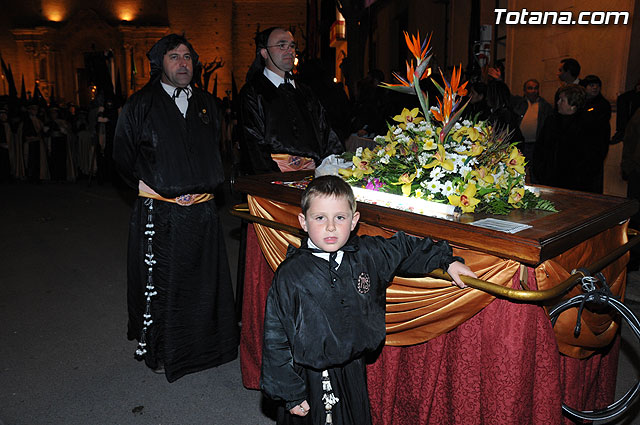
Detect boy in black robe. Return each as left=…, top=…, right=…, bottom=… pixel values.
left=261, top=175, right=475, bottom=424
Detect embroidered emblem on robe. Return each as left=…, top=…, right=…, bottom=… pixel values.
left=357, top=272, right=371, bottom=294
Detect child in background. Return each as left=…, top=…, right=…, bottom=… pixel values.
left=261, top=175, right=475, bottom=425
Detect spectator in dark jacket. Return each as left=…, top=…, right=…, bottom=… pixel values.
left=533, top=84, right=601, bottom=192
left=580, top=75, right=612, bottom=192
left=486, top=80, right=523, bottom=144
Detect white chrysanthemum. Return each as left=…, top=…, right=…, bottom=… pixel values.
left=355, top=147, right=363, bottom=157
left=442, top=181, right=456, bottom=196
left=454, top=122, right=462, bottom=130
left=430, top=167, right=445, bottom=180
left=425, top=180, right=444, bottom=193
left=377, top=149, right=385, bottom=157
left=492, top=166, right=506, bottom=181
left=393, top=127, right=403, bottom=135
left=406, top=122, right=415, bottom=130
left=459, top=164, right=473, bottom=179
left=427, top=193, right=435, bottom=201
left=380, top=155, right=390, bottom=164
left=398, top=134, right=411, bottom=144
left=453, top=144, right=467, bottom=153
left=415, top=168, right=423, bottom=179
left=462, top=119, right=472, bottom=127
left=418, top=152, right=429, bottom=166
left=374, top=135, right=385, bottom=143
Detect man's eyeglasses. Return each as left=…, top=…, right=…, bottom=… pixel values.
left=267, top=42, right=297, bottom=51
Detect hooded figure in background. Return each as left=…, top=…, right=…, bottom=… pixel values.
left=239, top=26, right=343, bottom=175
left=113, top=33, right=239, bottom=382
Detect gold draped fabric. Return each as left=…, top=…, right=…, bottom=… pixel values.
left=247, top=195, right=627, bottom=358
left=536, top=223, right=628, bottom=359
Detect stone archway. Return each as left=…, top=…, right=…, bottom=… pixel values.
left=57, top=9, right=123, bottom=107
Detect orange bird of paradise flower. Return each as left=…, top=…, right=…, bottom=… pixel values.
left=380, top=32, right=432, bottom=95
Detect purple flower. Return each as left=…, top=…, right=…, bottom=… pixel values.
left=366, top=178, right=383, bottom=191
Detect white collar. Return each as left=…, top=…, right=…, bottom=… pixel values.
left=263, top=67, right=296, bottom=88
left=160, top=81, right=192, bottom=99
left=307, top=239, right=343, bottom=269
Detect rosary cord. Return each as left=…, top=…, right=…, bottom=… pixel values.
left=135, top=198, right=158, bottom=359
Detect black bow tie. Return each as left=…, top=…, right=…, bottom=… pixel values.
left=284, top=72, right=294, bottom=84
left=329, top=251, right=339, bottom=270
left=307, top=246, right=340, bottom=270
left=172, top=86, right=192, bottom=100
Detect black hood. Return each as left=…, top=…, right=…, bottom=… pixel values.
left=146, top=34, right=201, bottom=85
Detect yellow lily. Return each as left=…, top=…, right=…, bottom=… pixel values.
left=447, top=184, right=481, bottom=213
left=453, top=126, right=480, bottom=143
left=423, top=144, right=454, bottom=171
left=509, top=187, right=525, bottom=206
left=393, top=107, right=423, bottom=129
left=383, top=128, right=395, bottom=143
left=470, top=166, right=494, bottom=186
left=466, top=126, right=480, bottom=141
left=350, top=156, right=374, bottom=179
left=460, top=142, right=485, bottom=157
left=506, top=147, right=526, bottom=175
left=361, top=147, right=375, bottom=161
left=338, top=168, right=353, bottom=178
left=391, top=171, right=417, bottom=196
left=384, top=141, right=399, bottom=157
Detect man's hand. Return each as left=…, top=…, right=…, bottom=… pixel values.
left=289, top=400, right=310, bottom=416
left=487, top=67, right=502, bottom=81
left=447, top=261, right=477, bottom=288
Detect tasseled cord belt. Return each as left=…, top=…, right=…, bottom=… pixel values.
left=135, top=198, right=157, bottom=359
left=322, top=370, right=339, bottom=424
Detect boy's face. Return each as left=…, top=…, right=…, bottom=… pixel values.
left=298, top=195, right=360, bottom=252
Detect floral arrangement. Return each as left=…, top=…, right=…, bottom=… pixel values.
left=339, top=32, right=556, bottom=215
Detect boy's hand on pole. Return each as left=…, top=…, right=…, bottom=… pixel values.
left=447, top=261, right=477, bottom=288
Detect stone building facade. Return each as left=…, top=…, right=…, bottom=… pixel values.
left=0, top=0, right=307, bottom=105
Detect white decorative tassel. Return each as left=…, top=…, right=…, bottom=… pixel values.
left=321, top=370, right=338, bottom=425
left=136, top=199, right=156, bottom=360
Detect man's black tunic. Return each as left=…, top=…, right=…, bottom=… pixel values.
left=261, top=233, right=460, bottom=424
left=239, top=73, right=344, bottom=175
left=113, top=80, right=239, bottom=382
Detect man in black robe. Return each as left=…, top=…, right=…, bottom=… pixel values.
left=0, top=105, right=13, bottom=181
left=239, top=27, right=343, bottom=175
left=20, top=102, right=49, bottom=182
left=113, top=34, right=239, bottom=382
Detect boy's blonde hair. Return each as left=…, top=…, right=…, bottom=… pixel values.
left=301, top=175, right=356, bottom=215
